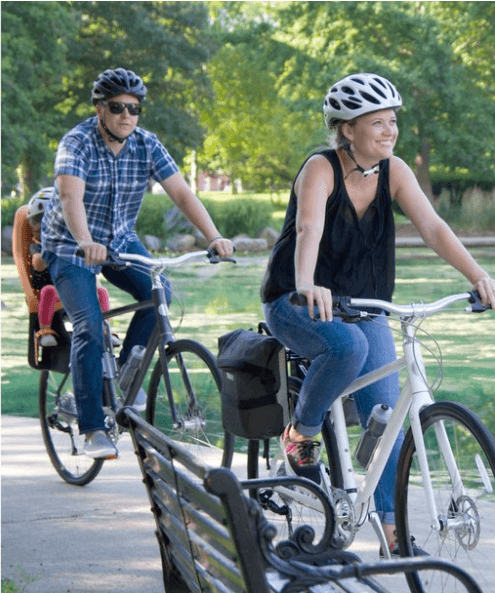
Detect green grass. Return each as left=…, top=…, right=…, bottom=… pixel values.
left=2, top=249, right=494, bottom=432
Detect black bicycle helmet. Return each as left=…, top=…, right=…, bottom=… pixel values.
left=91, top=68, right=147, bottom=104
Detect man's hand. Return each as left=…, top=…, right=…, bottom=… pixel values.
left=209, top=237, right=234, bottom=258
left=78, top=240, right=107, bottom=265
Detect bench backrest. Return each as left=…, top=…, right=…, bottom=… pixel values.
left=119, top=408, right=270, bottom=593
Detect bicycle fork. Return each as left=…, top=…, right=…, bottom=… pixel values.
left=150, top=272, right=202, bottom=432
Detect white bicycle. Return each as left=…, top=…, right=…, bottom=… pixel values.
left=245, top=291, right=495, bottom=593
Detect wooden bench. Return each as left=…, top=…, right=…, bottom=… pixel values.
left=116, top=406, right=483, bottom=593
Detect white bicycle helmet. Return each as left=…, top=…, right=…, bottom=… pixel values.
left=27, top=187, right=55, bottom=223
left=323, top=73, right=402, bottom=127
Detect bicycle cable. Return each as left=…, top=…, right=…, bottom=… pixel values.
left=363, top=312, right=444, bottom=394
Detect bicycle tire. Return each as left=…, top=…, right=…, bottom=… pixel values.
left=39, top=370, right=104, bottom=486
left=252, top=377, right=342, bottom=546
left=395, top=401, right=495, bottom=593
left=146, top=339, right=234, bottom=468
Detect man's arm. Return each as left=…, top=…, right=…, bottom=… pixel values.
left=160, top=172, right=233, bottom=257
left=57, top=175, right=107, bottom=264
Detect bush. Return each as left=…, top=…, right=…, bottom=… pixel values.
left=1, top=196, right=26, bottom=229
left=201, top=197, right=275, bottom=238
left=437, top=187, right=495, bottom=231
left=135, top=192, right=176, bottom=238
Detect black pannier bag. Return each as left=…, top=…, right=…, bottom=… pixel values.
left=217, top=328, right=289, bottom=440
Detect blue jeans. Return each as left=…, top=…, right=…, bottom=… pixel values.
left=44, top=239, right=170, bottom=435
left=263, top=293, right=404, bottom=523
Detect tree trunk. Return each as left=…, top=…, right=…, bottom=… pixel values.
left=190, top=150, right=197, bottom=195
left=19, top=152, right=36, bottom=200
left=414, top=139, right=434, bottom=202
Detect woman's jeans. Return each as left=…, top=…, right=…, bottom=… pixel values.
left=263, top=293, right=404, bottom=524
left=44, top=239, right=170, bottom=436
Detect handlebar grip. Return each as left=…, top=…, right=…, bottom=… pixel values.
left=75, top=247, right=129, bottom=269
left=469, top=290, right=492, bottom=312
left=289, top=292, right=367, bottom=322
left=207, top=247, right=237, bottom=264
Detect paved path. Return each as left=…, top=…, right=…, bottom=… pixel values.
left=2, top=415, right=162, bottom=592
left=3, top=415, right=494, bottom=592
left=0, top=415, right=389, bottom=592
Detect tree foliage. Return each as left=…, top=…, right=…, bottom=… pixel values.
left=1, top=1, right=215, bottom=196
left=1, top=1, right=76, bottom=196
left=198, top=1, right=495, bottom=197
left=1, top=1, right=494, bottom=200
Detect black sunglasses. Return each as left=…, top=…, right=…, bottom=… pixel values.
left=102, top=101, right=142, bottom=116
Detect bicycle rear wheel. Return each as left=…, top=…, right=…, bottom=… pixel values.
left=396, top=401, right=495, bottom=593
left=39, top=370, right=104, bottom=486
left=146, top=339, right=234, bottom=468
left=252, top=377, right=343, bottom=547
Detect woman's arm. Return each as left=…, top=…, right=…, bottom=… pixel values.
left=391, top=157, right=495, bottom=307
left=294, top=155, right=335, bottom=321
left=57, top=175, right=107, bottom=265
left=160, top=172, right=233, bottom=257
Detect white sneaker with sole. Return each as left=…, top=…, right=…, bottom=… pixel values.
left=131, top=388, right=147, bottom=413
left=83, top=430, right=118, bottom=459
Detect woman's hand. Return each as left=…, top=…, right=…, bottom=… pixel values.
left=473, top=276, right=495, bottom=310
left=297, top=284, right=334, bottom=321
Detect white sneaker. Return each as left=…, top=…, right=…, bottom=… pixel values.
left=83, top=430, right=118, bottom=459
left=131, top=388, right=147, bottom=413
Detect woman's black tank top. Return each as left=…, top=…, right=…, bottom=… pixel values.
left=260, top=149, right=395, bottom=303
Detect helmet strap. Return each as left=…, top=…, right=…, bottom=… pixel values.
left=99, top=108, right=126, bottom=144
left=344, top=146, right=380, bottom=179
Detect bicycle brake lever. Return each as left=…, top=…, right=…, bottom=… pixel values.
left=468, top=290, right=491, bottom=312
left=333, top=297, right=368, bottom=322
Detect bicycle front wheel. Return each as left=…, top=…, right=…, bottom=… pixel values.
left=396, top=401, right=495, bottom=593
left=146, top=339, right=234, bottom=467
left=39, top=370, right=104, bottom=486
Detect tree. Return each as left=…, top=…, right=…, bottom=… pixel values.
left=200, top=1, right=495, bottom=197
left=1, top=1, right=217, bottom=196
left=64, top=1, right=216, bottom=165
left=1, top=1, right=76, bottom=197
left=271, top=1, right=495, bottom=198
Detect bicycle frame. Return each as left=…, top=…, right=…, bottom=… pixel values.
left=101, top=249, right=225, bottom=428
left=275, top=292, right=485, bottom=543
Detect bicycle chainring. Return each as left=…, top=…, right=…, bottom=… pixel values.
left=330, top=488, right=356, bottom=549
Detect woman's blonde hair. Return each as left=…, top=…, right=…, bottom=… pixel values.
left=328, top=120, right=355, bottom=151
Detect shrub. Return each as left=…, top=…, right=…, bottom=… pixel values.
left=201, top=197, right=275, bottom=238
left=1, top=196, right=26, bottom=229
left=437, top=187, right=495, bottom=231
left=135, top=192, right=176, bottom=238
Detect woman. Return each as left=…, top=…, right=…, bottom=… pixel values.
left=260, top=73, right=495, bottom=555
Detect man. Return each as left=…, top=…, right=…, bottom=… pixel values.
left=41, top=68, right=233, bottom=459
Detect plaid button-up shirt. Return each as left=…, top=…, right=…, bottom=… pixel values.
left=41, top=116, right=179, bottom=272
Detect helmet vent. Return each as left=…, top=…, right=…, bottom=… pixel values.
left=359, top=91, right=380, bottom=105
left=342, top=98, right=363, bottom=110
left=369, top=83, right=387, bottom=99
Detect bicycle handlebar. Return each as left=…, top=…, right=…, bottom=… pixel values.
left=75, top=248, right=236, bottom=270
left=289, top=290, right=491, bottom=321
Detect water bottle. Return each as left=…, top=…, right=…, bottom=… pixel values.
left=355, top=403, right=392, bottom=469
left=118, top=345, right=145, bottom=396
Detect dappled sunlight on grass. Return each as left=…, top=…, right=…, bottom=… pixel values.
left=3, top=251, right=494, bottom=424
